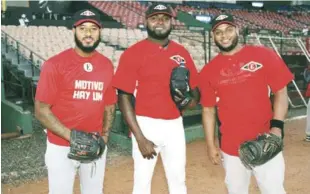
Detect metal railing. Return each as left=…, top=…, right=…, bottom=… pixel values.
left=1, top=30, right=46, bottom=103
left=1, top=30, right=46, bottom=74
left=251, top=34, right=309, bottom=108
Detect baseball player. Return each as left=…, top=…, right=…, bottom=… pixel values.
left=199, top=14, right=294, bottom=194
left=34, top=9, right=116, bottom=194
left=112, top=4, right=200, bottom=194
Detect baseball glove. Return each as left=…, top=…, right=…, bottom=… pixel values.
left=67, top=129, right=106, bottom=163
left=238, top=133, right=283, bottom=169
left=170, top=65, right=192, bottom=110
left=303, top=68, right=310, bottom=83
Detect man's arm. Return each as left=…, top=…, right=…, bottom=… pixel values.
left=102, top=104, right=116, bottom=137
left=202, top=107, right=221, bottom=164
left=202, top=106, right=221, bottom=165
left=34, top=101, right=71, bottom=140
left=186, top=87, right=200, bottom=109
left=270, top=86, right=289, bottom=137
left=118, top=91, right=157, bottom=159
left=202, top=106, right=217, bottom=147
left=118, top=92, right=144, bottom=140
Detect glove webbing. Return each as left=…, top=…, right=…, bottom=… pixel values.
left=176, top=62, right=191, bottom=112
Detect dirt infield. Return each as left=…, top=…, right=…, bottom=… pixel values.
left=2, top=118, right=310, bottom=194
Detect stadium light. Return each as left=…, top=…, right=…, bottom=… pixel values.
left=252, top=2, right=264, bottom=8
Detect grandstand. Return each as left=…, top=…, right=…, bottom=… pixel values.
left=1, top=0, right=310, bottom=141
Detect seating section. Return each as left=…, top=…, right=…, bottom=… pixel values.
left=88, top=1, right=309, bottom=35
left=88, top=1, right=186, bottom=29
left=292, top=13, right=310, bottom=25
left=176, top=6, right=310, bottom=34
left=2, top=25, right=308, bottom=74
left=1, top=26, right=209, bottom=71
left=1, top=26, right=117, bottom=68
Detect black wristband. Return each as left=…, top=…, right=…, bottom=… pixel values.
left=270, top=119, right=284, bottom=138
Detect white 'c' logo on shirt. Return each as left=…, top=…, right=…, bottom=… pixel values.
left=240, top=61, right=263, bottom=72
left=83, top=62, right=93, bottom=72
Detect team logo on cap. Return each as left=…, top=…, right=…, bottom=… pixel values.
left=170, top=55, right=186, bottom=65
left=215, top=15, right=228, bottom=21
left=83, top=62, right=93, bottom=72
left=154, top=4, right=167, bottom=10
left=241, top=61, right=263, bottom=72
left=80, top=10, right=95, bottom=16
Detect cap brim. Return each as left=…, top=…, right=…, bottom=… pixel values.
left=74, top=19, right=102, bottom=28
left=212, top=21, right=236, bottom=31
left=146, top=12, right=174, bottom=18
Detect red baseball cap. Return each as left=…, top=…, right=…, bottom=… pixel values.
left=73, top=9, right=102, bottom=28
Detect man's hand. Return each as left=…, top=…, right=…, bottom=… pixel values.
left=102, top=135, right=108, bottom=144
left=173, top=89, right=185, bottom=102
left=102, top=130, right=109, bottom=144
left=136, top=136, right=157, bottom=160
left=270, top=127, right=282, bottom=138
left=207, top=144, right=222, bottom=165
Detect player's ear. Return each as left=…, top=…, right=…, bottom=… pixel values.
left=72, top=27, right=76, bottom=34
left=211, top=31, right=215, bottom=42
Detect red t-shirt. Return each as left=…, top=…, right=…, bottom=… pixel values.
left=306, top=84, right=310, bottom=97
left=199, top=45, right=294, bottom=156
left=35, top=48, right=117, bottom=146
left=112, top=39, right=199, bottom=119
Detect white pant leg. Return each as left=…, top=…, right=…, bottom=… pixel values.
left=45, top=139, right=78, bottom=194
left=306, top=99, right=310, bottom=135
left=221, top=151, right=252, bottom=194
left=252, top=152, right=286, bottom=194
left=132, top=116, right=164, bottom=194
left=79, top=146, right=108, bottom=194
left=161, top=117, right=187, bottom=194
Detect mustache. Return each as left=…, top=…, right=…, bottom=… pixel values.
left=82, top=37, right=94, bottom=40
left=154, top=25, right=164, bottom=28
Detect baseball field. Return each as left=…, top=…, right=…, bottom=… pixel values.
left=2, top=115, right=309, bottom=194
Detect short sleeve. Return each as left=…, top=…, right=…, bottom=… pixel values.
left=306, top=83, right=310, bottom=97
left=112, top=50, right=139, bottom=93
left=264, top=48, right=294, bottom=93
left=104, top=82, right=117, bottom=105
left=35, top=61, right=60, bottom=105
left=198, top=68, right=217, bottom=107
left=183, top=50, right=199, bottom=89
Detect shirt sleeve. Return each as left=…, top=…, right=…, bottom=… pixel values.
left=183, top=50, right=199, bottom=89
left=264, top=48, right=294, bottom=93
left=198, top=68, right=217, bottom=107
left=112, top=50, right=139, bottom=94
left=35, top=60, right=60, bottom=105
left=306, top=83, right=310, bottom=97
left=104, top=82, right=117, bottom=105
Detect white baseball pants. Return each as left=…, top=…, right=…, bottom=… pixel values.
left=222, top=151, right=286, bottom=194
left=45, top=139, right=108, bottom=194
left=131, top=116, right=187, bottom=194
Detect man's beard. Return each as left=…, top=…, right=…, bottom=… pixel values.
left=74, top=34, right=101, bottom=53
left=146, top=24, right=172, bottom=40
left=215, top=35, right=239, bottom=52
